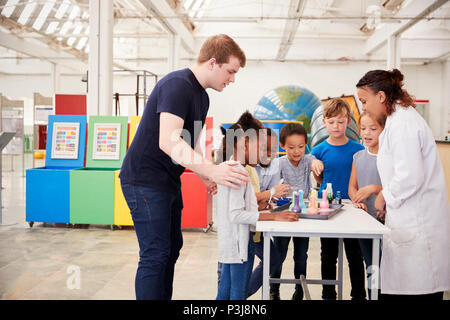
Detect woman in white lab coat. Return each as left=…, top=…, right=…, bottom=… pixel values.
left=356, top=69, right=450, bottom=300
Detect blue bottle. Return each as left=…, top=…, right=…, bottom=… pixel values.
left=335, top=191, right=342, bottom=204
left=298, top=189, right=307, bottom=211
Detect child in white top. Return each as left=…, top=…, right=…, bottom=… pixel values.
left=216, top=112, right=298, bottom=300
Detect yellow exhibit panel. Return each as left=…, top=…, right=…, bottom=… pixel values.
left=114, top=170, right=133, bottom=226
left=128, top=116, right=142, bottom=147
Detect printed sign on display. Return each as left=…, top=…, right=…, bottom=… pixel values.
left=92, top=123, right=121, bottom=160
left=51, top=122, right=80, bottom=159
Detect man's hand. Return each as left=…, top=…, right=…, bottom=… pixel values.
left=199, top=176, right=217, bottom=195
left=311, top=160, right=324, bottom=177
left=208, top=160, right=249, bottom=190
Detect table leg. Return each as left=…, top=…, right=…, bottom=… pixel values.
left=262, top=232, right=270, bottom=300
left=371, top=238, right=381, bottom=300
left=337, top=238, right=343, bottom=300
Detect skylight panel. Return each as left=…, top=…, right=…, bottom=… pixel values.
left=60, top=21, right=73, bottom=35
left=32, top=0, right=56, bottom=31
left=55, top=0, right=70, bottom=19
left=68, top=5, right=80, bottom=20
left=189, top=0, right=203, bottom=17
left=76, top=37, right=88, bottom=50
left=73, top=22, right=83, bottom=34
left=184, top=0, right=194, bottom=10
left=17, top=1, right=38, bottom=25
left=67, top=37, right=76, bottom=46
left=197, top=0, right=211, bottom=19
left=1, top=0, right=19, bottom=18
left=45, top=21, right=59, bottom=34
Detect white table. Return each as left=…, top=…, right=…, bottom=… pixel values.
left=255, top=203, right=390, bottom=300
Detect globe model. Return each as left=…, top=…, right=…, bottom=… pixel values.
left=253, top=85, right=322, bottom=133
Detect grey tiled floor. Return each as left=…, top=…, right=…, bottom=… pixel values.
left=1, top=156, right=449, bottom=300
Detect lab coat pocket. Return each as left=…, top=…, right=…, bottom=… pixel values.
left=389, top=227, right=417, bottom=246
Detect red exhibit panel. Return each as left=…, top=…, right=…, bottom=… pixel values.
left=55, top=94, right=87, bottom=115
left=205, top=117, right=213, bottom=161
left=179, top=116, right=213, bottom=230
left=38, top=125, right=47, bottom=149
left=180, top=170, right=212, bottom=229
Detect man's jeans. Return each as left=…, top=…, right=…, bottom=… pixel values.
left=121, top=183, right=183, bottom=300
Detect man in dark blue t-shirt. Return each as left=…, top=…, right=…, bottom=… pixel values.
left=119, top=34, right=249, bottom=300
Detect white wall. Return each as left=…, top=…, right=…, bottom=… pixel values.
left=0, top=60, right=448, bottom=138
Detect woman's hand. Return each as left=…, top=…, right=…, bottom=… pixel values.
left=375, top=191, right=386, bottom=217
left=273, top=211, right=299, bottom=222
left=272, top=184, right=291, bottom=198
left=311, top=160, right=324, bottom=177
left=353, top=185, right=378, bottom=203
left=377, top=210, right=386, bottom=223
left=353, top=202, right=368, bottom=212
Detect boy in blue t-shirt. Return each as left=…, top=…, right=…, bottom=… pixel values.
left=311, top=98, right=366, bottom=300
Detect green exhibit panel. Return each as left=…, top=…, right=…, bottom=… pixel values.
left=68, top=116, right=128, bottom=226
left=69, top=168, right=116, bottom=225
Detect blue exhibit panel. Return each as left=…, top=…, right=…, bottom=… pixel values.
left=45, top=115, right=87, bottom=168
left=26, top=167, right=75, bottom=223
left=26, top=115, right=87, bottom=226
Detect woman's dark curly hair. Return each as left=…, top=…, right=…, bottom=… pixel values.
left=356, top=69, right=415, bottom=116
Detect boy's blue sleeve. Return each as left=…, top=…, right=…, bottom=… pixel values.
left=311, top=144, right=321, bottom=160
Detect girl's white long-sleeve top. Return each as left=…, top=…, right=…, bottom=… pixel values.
left=377, top=105, right=450, bottom=294
left=216, top=164, right=259, bottom=264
